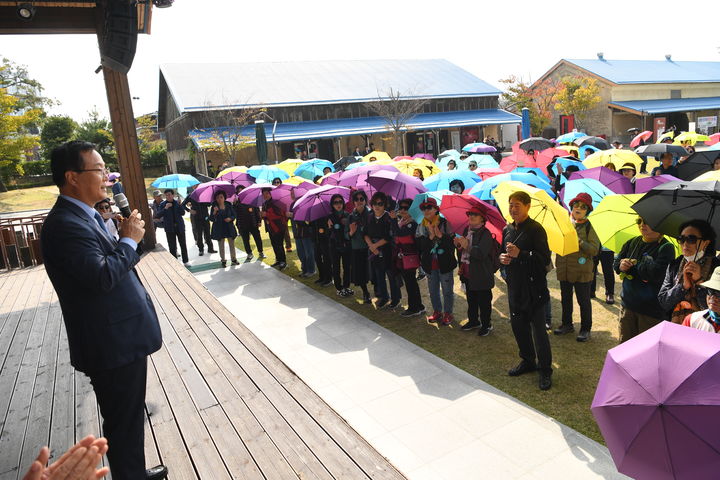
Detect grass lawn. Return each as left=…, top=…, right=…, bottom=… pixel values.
left=241, top=229, right=621, bottom=445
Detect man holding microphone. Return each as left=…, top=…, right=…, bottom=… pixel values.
left=41, top=141, right=167, bottom=479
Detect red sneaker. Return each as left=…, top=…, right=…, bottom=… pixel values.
left=427, top=311, right=442, bottom=323
left=441, top=313, right=454, bottom=326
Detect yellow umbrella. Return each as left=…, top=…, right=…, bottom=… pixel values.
left=362, top=151, right=392, bottom=162
left=393, top=159, right=441, bottom=179
left=373, top=158, right=396, bottom=166
left=277, top=158, right=303, bottom=175
left=693, top=170, right=720, bottom=182
left=557, top=145, right=579, bottom=155
left=216, top=165, right=247, bottom=178
left=673, top=131, right=710, bottom=146
left=492, top=181, right=579, bottom=256
left=656, top=131, right=675, bottom=143
left=283, top=175, right=311, bottom=185
left=583, top=149, right=643, bottom=171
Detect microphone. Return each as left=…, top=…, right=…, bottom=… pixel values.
left=114, top=193, right=132, bottom=218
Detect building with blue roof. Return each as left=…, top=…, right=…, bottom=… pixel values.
left=533, top=55, right=720, bottom=143
left=157, top=59, right=520, bottom=174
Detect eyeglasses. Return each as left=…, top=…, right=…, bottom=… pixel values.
left=398, top=205, right=410, bottom=211
left=75, top=168, right=109, bottom=177
left=97, top=205, right=111, bottom=211
left=707, top=288, right=720, bottom=299
left=372, top=202, right=385, bottom=207
left=332, top=201, right=344, bottom=205
left=679, top=235, right=702, bottom=245
left=636, top=218, right=645, bottom=226
left=353, top=197, right=365, bottom=202
left=420, top=205, right=436, bottom=211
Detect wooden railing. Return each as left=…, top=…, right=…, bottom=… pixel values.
left=0, top=212, right=47, bottom=271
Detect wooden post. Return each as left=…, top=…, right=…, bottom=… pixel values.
left=102, top=66, right=156, bottom=248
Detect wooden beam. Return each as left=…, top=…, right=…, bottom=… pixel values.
left=102, top=66, right=156, bottom=248
left=0, top=6, right=96, bottom=33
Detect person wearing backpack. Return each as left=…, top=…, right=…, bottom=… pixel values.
left=454, top=205, right=501, bottom=336
left=553, top=193, right=600, bottom=342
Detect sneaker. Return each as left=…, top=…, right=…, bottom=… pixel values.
left=208, top=249, right=217, bottom=254
left=231, top=259, right=239, bottom=265
left=508, top=360, right=537, bottom=377
left=258, top=252, right=266, bottom=259
left=246, top=253, right=254, bottom=260
left=278, top=262, right=287, bottom=270
left=271, top=261, right=281, bottom=268
left=539, top=371, right=553, bottom=391
left=576, top=330, right=591, bottom=342
left=343, top=288, right=354, bottom=296
left=553, top=324, right=575, bottom=335
left=460, top=320, right=481, bottom=331
left=314, top=278, right=323, bottom=284
left=321, top=280, right=333, bottom=287
left=427, top=311, right=442, bottom=323
left=388, top=299, right=401, bottom=309
left=545, top=321, right=552, bottom=330
left=183, top=262, right=191, bottom=267
left=199, top=251, right=204, bottom=256
left=376, top=298, right=389, bottom=309
left=605, top=294, right=615, bottom=305
left=416, top=272, right=426, bottom=281
left=478, top=325, right=493, bottom=337
left=363, top=294, right=372, bottom=305
left=336, top=289, right=345, bottom=296
left=440, top=313, right=454, bottom=326
left=221, top=261, right=227, bottom=267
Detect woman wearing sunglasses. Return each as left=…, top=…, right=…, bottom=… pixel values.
left=681, top=267, right=720, bottom=332
left=94, top=198, right=119, bottom=241
left=658, top=219, right=719, bottom=324
left=392, top=198, right=425, bottom=316
left=348, top=190, right=372, bottom=303
left=328, top=194, right=353, bottom=297
left=364, top=192, right=401, bottom=309
left=613, top=217, right=676, bottom=342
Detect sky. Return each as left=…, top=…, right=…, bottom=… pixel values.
left=1, top=0, right=719, bottom=122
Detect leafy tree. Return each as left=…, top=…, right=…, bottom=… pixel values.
left=136, top=113, right=167, bottom=166
left=0, top=56, right=55, bottom=115
left=0, top=88, right=42, bottom=191
left=75, top=108, right=116, bottom=166
left=40, top=115, right=77, bottom=160
left=554, top=76, right=602, bottom=130
left=500, top=76, right=562, bottom=135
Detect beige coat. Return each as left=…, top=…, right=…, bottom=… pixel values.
left=556, top=220, right=600, bottom=283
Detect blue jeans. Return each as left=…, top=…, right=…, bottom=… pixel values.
left=296, top=237, right=315, bottom=274
left=371, top=261, right=401, bottom=303
left=427, top=269, right=454, bottom=313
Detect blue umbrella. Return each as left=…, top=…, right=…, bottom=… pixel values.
left=579, top=145, right=600, bottom=160
left=560, top=178, right=614, bottom=210
left=247, top=165, right=291, bottom=184
left=437, top=156, right=469, bottom=171
left=552, top=157, right=586, bottom=176
left=151, top=174, right=200, bottom=190
left=438, top=149, right=461, bottom=159
left=468, top=173, right=555, bottom=201
left=709, top=143, right=720, bottom=151
left=345, top=161, right=368, bottom=170
left=513, top=167, right=550, bottom=183
left=466, top=154, right=499, bottom=169
left=294, top=159, right=335, bottom=180
left=556, top=131, right=586, bottom=144
left=409, top=190, right=452, bottom=222
left=423, top=170, right=482, bottom=191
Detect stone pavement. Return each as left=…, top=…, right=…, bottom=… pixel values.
left=158, top=231, right=628, bottom=480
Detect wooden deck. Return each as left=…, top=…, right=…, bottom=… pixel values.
left=0, top=249, right=405, bottom=480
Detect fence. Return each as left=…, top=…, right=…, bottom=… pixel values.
left=0, top=212, right=47, bottom=271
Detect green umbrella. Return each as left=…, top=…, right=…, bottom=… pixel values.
left=255, top=121, right=268, bottom=165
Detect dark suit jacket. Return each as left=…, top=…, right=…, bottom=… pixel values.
left=41, top=196, right=162, bottom=374
left=154, top=199, right=186, bottom=233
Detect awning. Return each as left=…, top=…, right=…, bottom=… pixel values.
left=189, top=109, right=520, bottom=149
left=608, top=96, right=720, bottom=115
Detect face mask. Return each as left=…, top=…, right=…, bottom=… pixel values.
left=684, top=250, right=705, bottom=263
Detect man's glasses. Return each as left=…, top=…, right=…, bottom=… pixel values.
left=679, top=235, right=702, bottom=245
left=75, top=168, right=109, bottom=177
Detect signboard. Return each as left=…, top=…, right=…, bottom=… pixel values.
left=654, top=117, right=666, bottom=140
left=698, top=116, right=717, bottom=129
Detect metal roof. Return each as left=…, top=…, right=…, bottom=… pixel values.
left=608, top=96, right=720, bottom=115
left=189, top=109, right=520, bottom=149
left=565, top=59, right=720, bottom=84
left=160, top=59, right=501, bottom=112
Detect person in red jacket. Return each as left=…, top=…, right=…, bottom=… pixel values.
left=261, top=187, right=287, bottom=269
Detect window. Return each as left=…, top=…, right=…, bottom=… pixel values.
left=670, top=90, right=682, bottom=99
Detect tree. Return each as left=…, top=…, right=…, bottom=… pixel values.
left=136, top=113, right=167, bottom=167
left=0, top=56, right=55, bottom=116
left=554, top=76, right=602, bottom=130
left=0, top=88, right=42, bottom=191
left=500, top=76, right=562, bottom=135
left=75, top=108, right=116, bottom=166
left=40, top=115, right=77, bottom=160
left=366, top=87, right=428, bottom=155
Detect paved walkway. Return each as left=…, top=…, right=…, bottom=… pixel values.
left=162, top=232, right=627, bottom=480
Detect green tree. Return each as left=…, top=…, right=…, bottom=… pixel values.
left=75, top=108, right=116, bottom=166
left=0, top=88, right=42, bottom=191
left=0, top=56, right=55, bottom=115
left=40, top=115, right=77, bottom=160
left=500, top=76, right=562, bottom=135
left=554, top=76, right=602, bottom=130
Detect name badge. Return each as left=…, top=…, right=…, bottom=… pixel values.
left=578, top=257, right=587, bottom=265
left=248, top=207, right=253, bottom=212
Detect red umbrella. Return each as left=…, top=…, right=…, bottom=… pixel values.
left=438, top=194, right=506, bottom=239
left=536, top=148, right=569, bottom=171
left=499, top=152, right=536, bottom=171
left=630, top=130, right=654, bottom=148
left=707, top=133, right=720, bottom=146
left=474, top=168, right=506, bottom=180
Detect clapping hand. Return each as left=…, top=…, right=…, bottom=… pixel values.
left=505, top=242, right=520, bottom=258
left=22, top=435, right=109, bottom=480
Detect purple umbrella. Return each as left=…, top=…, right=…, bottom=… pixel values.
left=366, top=169, right=428, bottom=201
left=235, top=184, right=292, bottom=211
left=592, top=321, right=720, bottom=480
left=291, top=185, right=352, bottom=222
left=291, top=180, right=318, bottom=199
left=413, top=153, right=436, bottom=162
left=189, top=181, right=236, bottom=204
left=634, top=174, right=681, bottom=194
left=337, top=164, right=396, bottom=193
left=569, top=166, right=633, bottom=194
left=217, top=171, right=255, bottom=188
left=320, top=171, right=343, bottom=186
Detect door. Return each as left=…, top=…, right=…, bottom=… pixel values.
left=560, top=115, right=575, bottom=134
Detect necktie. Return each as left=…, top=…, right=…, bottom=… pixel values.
left=93, top=211, right=111, bottom=237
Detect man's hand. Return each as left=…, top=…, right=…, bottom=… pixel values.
left=349, top=222, right=357, bottom=236
left=164, top=203, right=172, bottom=210
left=506, top=242, right=520, bottom=258
left=22, top=435, right=109, bottom=480
left=619, top=258, right=634, bottom=272
left=389, top=210, right=397, bottom=219
left=499, top=253, right=511, bottom=265
left=224, top=217, right=231, bottom=223
left=118, top=210, right=145, bottom=243
left=213, top=206, right=219, bottom=214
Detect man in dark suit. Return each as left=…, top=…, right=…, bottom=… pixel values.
left=41, top=140, right=168, bottom=480
left=154, top=188, right=189, bottom=265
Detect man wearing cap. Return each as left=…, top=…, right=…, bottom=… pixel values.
left=682, top=267, right=720, bottom=333
left=499, top=191, right=553, bottom=390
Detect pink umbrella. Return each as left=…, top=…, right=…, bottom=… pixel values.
left=474, top=168, right=506, bottom=180
left=707, top=133, right=720, bottom=146
left=366, top=169, right=427, bottom=202
left=291, top=185, right=352, bottom=222
left=536, top=148, right=570, bottom=171
left=189, top=181, right=236, bottom=204
left=337, top=164, right=396, bottom=190
left=413, top=153, right=435, bottom=162
left=499, top=152, right=537, bottom=171
left=217, top=171, right=255, bottom=187
left=439, top=194, right=506, bottom=239
left=235, top=183, right=292, bottom=211
left=630, top=130, right=654, bottom=148
left=393, top=155, right=414, bottom=161
left=634, top=174, right=681, bottom=194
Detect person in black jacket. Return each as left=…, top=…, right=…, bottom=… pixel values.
left=393, top=198, right=424, bottom=316
left=294, top=219, right=316, bottom=277
left=455, top=205, right=499, bottom=336
left=416, top=197, right=457, bottom=325
left=182, top=187, right=215, bottom=256
left=328, top=194, right=353, bottom=296
left=154, top=189, right=189, bottom=265
left=365, top=192, right=401, bottom=309
left=313, top=215, right=333, bottom=287
left=349, top=190, right=372, bottom=303
left=234, top=185, right=265, bottom=260
left=500, top=191, right=553, bottom=391
left=209, top=191, right=238, bottom=267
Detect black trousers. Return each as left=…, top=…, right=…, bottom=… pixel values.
left=88, top=357, right=147, bottom=480
left=165, top=229, right=189, bottom=263
left=560, top=281, right=592, bottom=331
left=239, top=227, right=264, bottom=255
left=269, top=231, right=286, bottom=263
left=191, top=217, right=212, bottom=252
left=467, top=289, right=493, bottom=327
left=331, top=248, right=352, bottom=290
left=510, top=306, right=553, bottom=373
left=592, top=250, right=615, bottom=296
left=401, top=268, right=423, bottom=310
left=315, top=240, right=332, bottom=282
